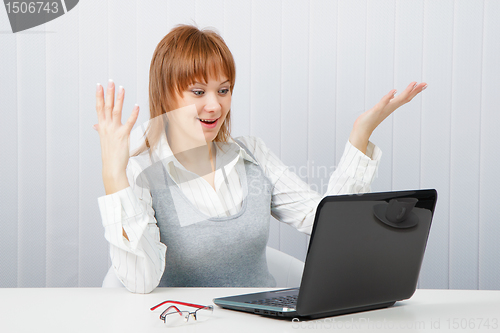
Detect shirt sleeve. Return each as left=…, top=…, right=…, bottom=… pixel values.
left=97, top=159, right=166, bottom=293
left=238, top=136, right=382, bottom=235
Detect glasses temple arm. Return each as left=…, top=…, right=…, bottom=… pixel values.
left=150, top=300, right=206, bottom=311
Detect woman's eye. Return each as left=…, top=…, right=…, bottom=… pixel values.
left=219, top=88, right=229, bottom=95
left=192, top=90, right=204, bottom=96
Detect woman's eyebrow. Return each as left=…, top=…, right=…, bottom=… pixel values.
left=190, top=80, right=229, bottom=86
left=188, top=80, right=229, bottom=87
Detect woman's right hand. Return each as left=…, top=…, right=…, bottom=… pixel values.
left=95, top=80, right=139, bottom=195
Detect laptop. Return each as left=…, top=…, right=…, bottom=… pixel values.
left=213, top=189, right=438, bottom=320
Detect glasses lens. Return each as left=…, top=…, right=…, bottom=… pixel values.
left=164, top=311, right=189, bottom=327
left=194, top=306, right=214, bottom=322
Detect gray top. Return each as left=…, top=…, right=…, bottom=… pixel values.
left=144, top=139, right=276, bottom=287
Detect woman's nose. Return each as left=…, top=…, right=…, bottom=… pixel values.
left=203, top=92, right=221, bottom=112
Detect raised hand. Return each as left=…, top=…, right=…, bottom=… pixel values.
left=349, top=81, right=427, bottom=154
left=95, top=80, right=140, bottom=195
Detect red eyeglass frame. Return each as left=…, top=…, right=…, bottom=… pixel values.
left=150, top=300, right=213, bottom=322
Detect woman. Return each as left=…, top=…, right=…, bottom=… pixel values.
left=94, top=25, right=427, bottom=293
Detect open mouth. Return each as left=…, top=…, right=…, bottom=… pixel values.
left=197, top=117, right=219, bottom=128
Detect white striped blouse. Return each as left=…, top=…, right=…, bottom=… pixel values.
left=97, top=134, right=381, bottom=293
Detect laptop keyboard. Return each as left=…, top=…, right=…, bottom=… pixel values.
left=245, top=294, right=298, bottom=308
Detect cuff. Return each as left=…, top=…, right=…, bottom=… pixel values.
left=366, top=142, right=382, bottom=163
left=98, top=187, right=144, bottom=228
left=340, top=140, right=382, bottom=183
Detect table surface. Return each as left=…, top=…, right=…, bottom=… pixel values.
left=1, top=288, right=499, bottom=333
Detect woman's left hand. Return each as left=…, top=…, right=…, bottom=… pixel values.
left=349, top=81, right=427, bottom=154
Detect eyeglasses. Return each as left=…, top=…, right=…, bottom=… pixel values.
left=150, top=300, right=214, bottom=327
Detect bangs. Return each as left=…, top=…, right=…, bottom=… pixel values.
left=171, top=29, right=235, bottom=95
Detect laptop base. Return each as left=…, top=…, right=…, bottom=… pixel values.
left=296, top=301, right=396, bottom=320
left=216, top=300, right=396, bottom=320
left=214, top=288, right=396, bottom=319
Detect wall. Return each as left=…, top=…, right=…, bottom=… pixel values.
left=0, top=0, right=499, bottom=289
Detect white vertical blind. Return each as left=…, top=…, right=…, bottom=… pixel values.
left=449, top=0, right=484, bottom=290
left=335, top=0, right=367, bottom=166
left=392, top=0, right=423, bottom=194
left=365, top=0, right=396, bottom=193
left=17, top=29, right=47, bottom=288
left=308, top=0, right=338, bottom=194
left=280, top=0, right=310, bottom=262
left=46, top=6, right=80, bottom=288
left=307, top=0, right=338, bottom=253
left=251, top=0, right=284, bottom=250
left=419, top=0, right=454, bottom=290
left=77, top=0, right=110, bottom=288
left=0, top=11, right=18, bottom=288
left=0, top=0, right=499, bottom=290
left=479, top=0, right=500, bottom=290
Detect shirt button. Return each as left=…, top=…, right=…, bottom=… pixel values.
left=356, top=172, right=364, bottom=179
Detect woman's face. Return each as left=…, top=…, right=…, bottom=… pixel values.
left=167, top=75, right=231, bottom=144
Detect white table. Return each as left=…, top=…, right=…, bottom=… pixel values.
left=1, top=288, right=499, bottom=332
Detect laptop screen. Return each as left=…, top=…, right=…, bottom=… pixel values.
left=297, top=190, right=437, bottom=316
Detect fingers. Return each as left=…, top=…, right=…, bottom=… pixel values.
left=406, top=82, right=427, bottom=102
left=124, top=105, right=140, bottom=132
left=387, top=89, right=397, bottom=103
left=409, top=82, right=428, bottom=99
left=95, top=80, right=137, bottom=133
left=393, top=82, right=416, bottom=105
left=376, top=89, right=397, bottom=110
left=393, top=82, right=428, bottom=105
left=104, top=79, right=115, bottom=121
left=377, top=82, right=428, bottom=111
left=93, top=104, right=138, bottom=133
left=96, top=83, right=104, bottom=122
left=113, top=85, right=125, bottom=125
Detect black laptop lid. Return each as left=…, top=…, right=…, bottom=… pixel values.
left=296, top=189, right=437, bottom=317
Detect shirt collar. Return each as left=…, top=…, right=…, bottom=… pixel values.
left=152, top=133, right=259, bottom=169
left=226, top=136, right=260, bottom=166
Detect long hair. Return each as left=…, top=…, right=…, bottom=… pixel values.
left=132, top=24, right=236, bottom=157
